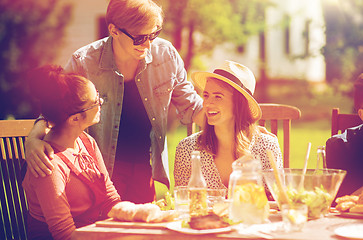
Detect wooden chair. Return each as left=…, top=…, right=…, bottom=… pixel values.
left=258, top=104, right=301, bottom=168
left=331, top=108, right=361, bottom=136
left=187, top=104, right=301, bottom=168
left=0, top=119, right=35, bottom=240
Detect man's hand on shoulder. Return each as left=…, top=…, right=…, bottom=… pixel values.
left=25, top=137, right=54, bottom=178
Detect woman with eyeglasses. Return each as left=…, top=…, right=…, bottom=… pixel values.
left=23, top=65, right=177, bottom=240
left=24, top=0, right=203, bottom=204
left=22, top=65, right=120, bottom=239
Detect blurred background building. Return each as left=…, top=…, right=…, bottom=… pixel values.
left=57, top=0, right=326, bottom=82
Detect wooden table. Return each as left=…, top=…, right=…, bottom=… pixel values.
left=71, top=213, right=363, bottom=240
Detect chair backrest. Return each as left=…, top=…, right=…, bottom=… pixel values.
left=258, top=104, right=301, bottom=168
left=187, top=104, right=301, bottom=168
left=331, top=108, right=361, bottom=136
left=0, top=119, right=35, bottom=240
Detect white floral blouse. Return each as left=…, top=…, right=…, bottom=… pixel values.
left=173, top=132, right=283, bottom=190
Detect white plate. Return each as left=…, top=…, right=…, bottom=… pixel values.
left=166, top=221, right=232, bottom=235
left=334, top=224, right=363, bottom=239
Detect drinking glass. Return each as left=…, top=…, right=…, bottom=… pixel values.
left=174, top=186, right=189, bottom=219
left=281, top=203, right=308, bottom=232
left=207, top=188, right=227, bottom=211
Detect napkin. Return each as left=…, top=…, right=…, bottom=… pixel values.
left=233, top=222, right=283, bottom=239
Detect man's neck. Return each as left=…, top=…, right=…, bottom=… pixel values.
left=112, top=41, right=140, bottom=81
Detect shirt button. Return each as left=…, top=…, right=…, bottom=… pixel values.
left=117, top=102, right=121, bottom=106
left=167, top=88, right=171, bottom=91
left=159, top=136, right=162, bottom=139
left=144, top=98, right=148, bottom=101
left=152, top=117, right=156, bottom=121
left=137, top=79, right=141, bottom=82
left=114, top=125, right=118, bottom=129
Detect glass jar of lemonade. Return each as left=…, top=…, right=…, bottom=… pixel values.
left=228, top=155, right=269, bottom=224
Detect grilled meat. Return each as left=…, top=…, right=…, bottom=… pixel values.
left=189, top=213, right=230, bottom=230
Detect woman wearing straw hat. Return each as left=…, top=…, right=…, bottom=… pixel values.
left=174, top=60, right=282, bottom=190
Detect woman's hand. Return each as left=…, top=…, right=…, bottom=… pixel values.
left=25, top=137, right=54, bottom=178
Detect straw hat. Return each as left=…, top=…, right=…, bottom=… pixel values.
left=192, top=60, right=262, bottom=121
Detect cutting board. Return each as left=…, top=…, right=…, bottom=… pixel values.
left=95, top=218, right=172, bottom=229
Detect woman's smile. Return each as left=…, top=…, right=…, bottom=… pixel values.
left=206, top=109, right=220, bottom=118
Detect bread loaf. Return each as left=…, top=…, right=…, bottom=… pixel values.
left=349, top=204, right=363, bottom=213
left=133, top=203, right=160, bottom=222
left=108, top=201, right=178, bottom=223
left=108, top=201, right=138, bottom=221
left=335, top=195, right=359, bottom=204
left=336, top=201, right=356, bottom=212
left=335, top=191, right=363, bottom=213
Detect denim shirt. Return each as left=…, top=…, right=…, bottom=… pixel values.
left=64, top=36, right=203, bottom=187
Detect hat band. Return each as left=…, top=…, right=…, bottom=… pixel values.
left=213, top=69, right=252, bottom=95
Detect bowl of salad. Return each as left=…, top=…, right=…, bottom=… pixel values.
left=263, top=168, right=346, bottom=219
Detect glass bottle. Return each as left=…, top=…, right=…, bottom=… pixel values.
left=316, top=146, right=327, bottom=169
left=228, top=154, right=269, bottom=224
left=188, top=150, right=208, bottom=217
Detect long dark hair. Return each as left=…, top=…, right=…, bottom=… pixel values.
left=198, top=79, right=258, bottom=159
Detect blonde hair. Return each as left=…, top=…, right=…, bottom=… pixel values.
left=198, top=79, right=258, bottom=159
left=106, top=0, right=164, bottom=33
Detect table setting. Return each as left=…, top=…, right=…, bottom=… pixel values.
left=72, top=148, right=363, bottom=240
left=72, top=203, right=363, bottom=240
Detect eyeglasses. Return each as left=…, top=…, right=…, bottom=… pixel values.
left=70, top=91, right=103, bottom=116
left=118, top=28, right=162, bottom=45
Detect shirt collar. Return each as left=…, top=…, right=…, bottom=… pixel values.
left=145, top=47, right=153, bottom=64
left=99, top=37, right=115, bottom=70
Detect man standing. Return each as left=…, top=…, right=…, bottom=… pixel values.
left=25, top=0, right=203, bottom=203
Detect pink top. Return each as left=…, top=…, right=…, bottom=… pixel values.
left=22, top=132, right=121, bottom=240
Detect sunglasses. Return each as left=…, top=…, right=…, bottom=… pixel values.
left=70, top=91, right=103, bottom=116
left=118, top=28, right=162, bottom=45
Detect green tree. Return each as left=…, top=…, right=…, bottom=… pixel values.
left=157, top=0, right=271, bottom=71
left=0, top=0, right=72, bottom=119
left=322, top=0, right=363, bottom=96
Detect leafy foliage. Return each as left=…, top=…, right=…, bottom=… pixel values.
left=157, top=0, right=271, bottom=70
left=0, top=0, right=72, bottom=119
left=322, top=0, right=363, bottom=95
